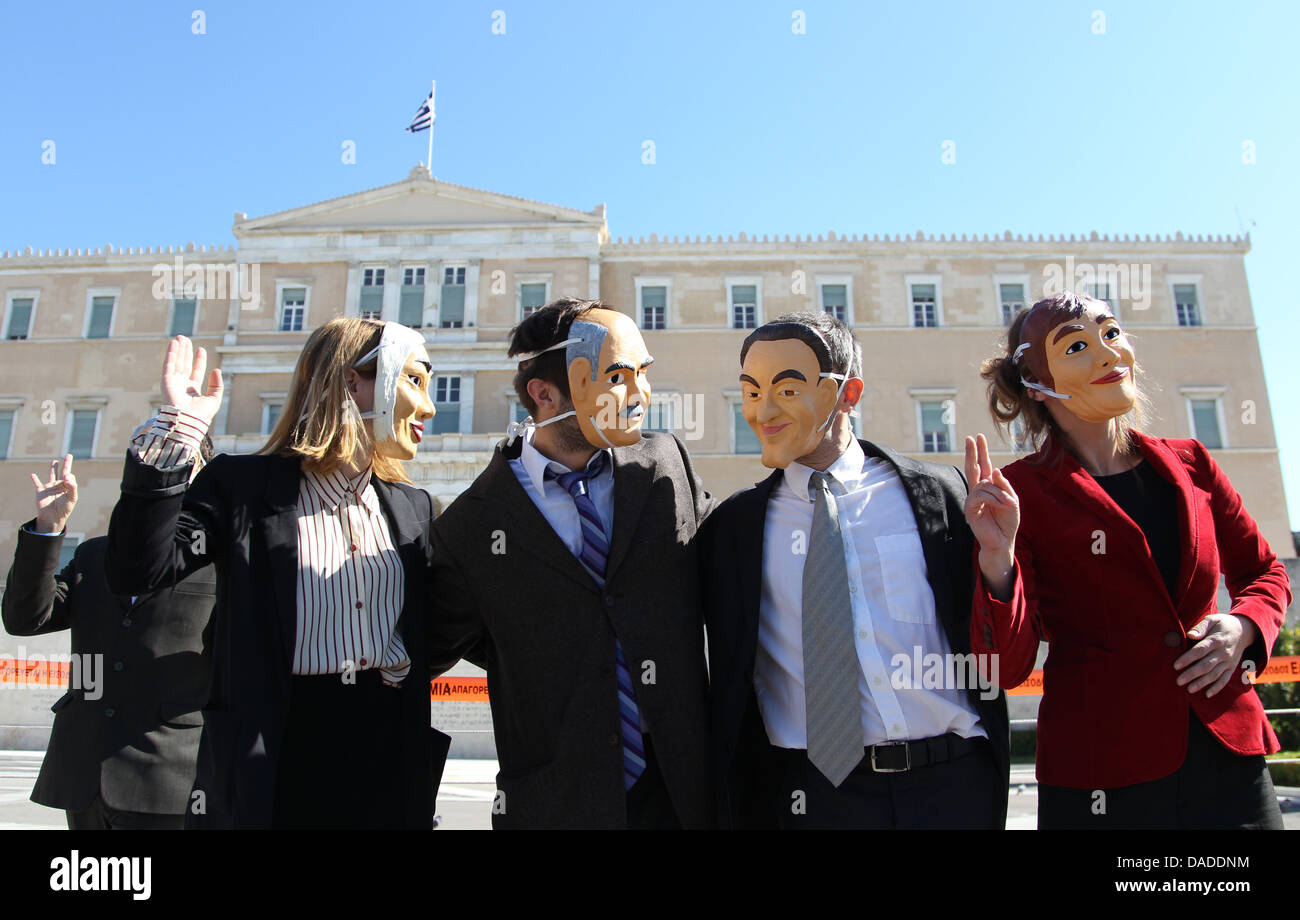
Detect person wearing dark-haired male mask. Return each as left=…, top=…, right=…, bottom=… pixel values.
left=428, top=297, right=715, bottom=829
left=701, top=311, right=1009, bottom=829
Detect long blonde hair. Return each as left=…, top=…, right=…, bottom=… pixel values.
left=258, top=317, right=413, bottom=484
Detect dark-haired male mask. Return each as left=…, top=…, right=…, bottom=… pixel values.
left=740, top=338, right=843, bottom=469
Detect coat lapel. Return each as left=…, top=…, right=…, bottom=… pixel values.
left=1130, top=432, right=1199, bottom=609
left=257, top=455, right=302, bottom=666
left=371, top=477, right=424, bottom=649
left=605, top=440, right=655, bottom=582
left=481, top=445, right=599, bottom=593
left=744, top=469, right=783, bottom=651
left=861, top=440, right=956, bottom=624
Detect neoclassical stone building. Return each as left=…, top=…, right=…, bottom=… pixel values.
left=0, top=166, right=1292, bottom=580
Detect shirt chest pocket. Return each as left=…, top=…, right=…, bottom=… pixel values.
left=872, top=532, right=935, bottom=625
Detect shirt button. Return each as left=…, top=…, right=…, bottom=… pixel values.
left=350, top=543, right=357, bottom=552
left=121, top=617, right=133, bottom=627
left=1163, top=631, right=1182, bottom=648
left=105, top=708, right=116, bottom=718
left=873, top=676, right=882, bottom=686
left=604, top=595, right=615, bottom=608
left=359, top=658, right=368, bottom=667
left=355, top=601, right=363, bottom=610
left=849, top=584, right=858, bottom=594
left=891, top=723, right=901, bottom=733
left=608, top=732, right=620, bottom=747
left=858, top=630, right=869, bottom=639
left=113, top=661, right=124, bottom=672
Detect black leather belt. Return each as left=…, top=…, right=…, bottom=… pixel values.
left=865, top=733, right=984, bottom=773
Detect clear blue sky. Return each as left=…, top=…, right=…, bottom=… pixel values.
left=2, top=0, right=1296, bottom=530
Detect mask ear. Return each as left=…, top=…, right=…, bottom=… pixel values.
left=568, top=358, right=593, bottom=407
left=813, top=376, right=840, bottom=417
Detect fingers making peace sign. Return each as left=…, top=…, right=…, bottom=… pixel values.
left=32, top=454, right=78, bottom=534
left=962, top=433, right=1020, bottom=563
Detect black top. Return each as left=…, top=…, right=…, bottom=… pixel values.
left=1090, top=460, right=1182, bottom=598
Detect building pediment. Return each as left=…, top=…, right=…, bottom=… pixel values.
left=235, top=168, right=606, bottom=237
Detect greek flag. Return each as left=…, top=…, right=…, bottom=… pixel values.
left=406, top=89, right=434, bottom=133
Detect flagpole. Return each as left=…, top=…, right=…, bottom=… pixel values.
left=427, top=80, right=436, bottom=176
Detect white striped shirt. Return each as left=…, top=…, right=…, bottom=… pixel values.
left=130, top=406, right=411, bottom=685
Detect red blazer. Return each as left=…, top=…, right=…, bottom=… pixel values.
left=970, top=432, right=1291, bottom=789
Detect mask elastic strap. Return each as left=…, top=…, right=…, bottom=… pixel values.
left=1011, top=341, right=1071, bottom=399
left=513, top=337, right=580, bottom=363
left=814, top=372, right=849, bottom=434
left=506, top=409, right=577, bottom=446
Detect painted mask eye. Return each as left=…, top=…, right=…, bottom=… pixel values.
left=1065, top=340, right=1087, bottom=355
left=609, top=372, right=625, bottom=386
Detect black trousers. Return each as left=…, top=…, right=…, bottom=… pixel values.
left=66, top=793, right=185, bottom=830
left=626, top=735, right=681, bottom=830
left=763, top=735, right=1002, bottom=829
left=1038, top=712, right=1284, bottom=830
left=271, top=670, right=408, bottom=829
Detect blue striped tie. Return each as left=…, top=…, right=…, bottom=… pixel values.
left=545, top=452, right=646, bottom=790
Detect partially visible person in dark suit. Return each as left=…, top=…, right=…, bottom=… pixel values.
left=702, top=311, right=1010, bottom=829
left=428, top=297, right=715, bottom=829
left=106, top=321, right=451, bottom=829
left=2, top=447, right=216, bottom=829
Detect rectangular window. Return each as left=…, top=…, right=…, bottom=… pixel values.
left=0, top=409, right=13, bottom=459
left=280, top=287, right=306, bottom=332
left=512, top=401, right=530, bottom=425
left=87, top=296, right=114, bottom=338
left=170, top=297, right=197, bottom=337
left=1174, top=284, right=1201, bottom=326
left=911, top=284, right=937, bottom=328
left=1190, top=399, right=1222, bottom=449
left=821, top=284, right=847, bottom=322
left=998, top=283, right=1025, bottom=326
left=641, top=286, right=667, bottom=330
left=68, top=409, right=98, bottom=459
left=644, top=398, right=674, bottom=433
left=431, top=375, right=461, bottom=434
left=57, top=535, right=82, bottom=570
left=732, top=404, right=761, bottom=454
left=919, top=400, right=950, bottom=452
left=6, top=298, right=33, bottom=340
left=440, top=266, right=465, bottom=328
left=360, top=267, right=385, bottom=320
left=731, top=285, right=757, bottom=329
left=1090, top=281, right=1114, bottom=312
left=399, top=266, right=425, bottom=328
left=520, top=283, right=547, bottom=319
left=263, top=403, right=283, bottom=435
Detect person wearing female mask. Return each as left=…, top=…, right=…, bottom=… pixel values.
left=105, top=319, right=450, bottom=829
left=966, top=291, right=1290, bottom=829
left=428, top=297, right=716, bottom=829
left=701, top=312, right=1009, bottom=830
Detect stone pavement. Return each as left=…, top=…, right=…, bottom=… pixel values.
left=2, top=752, right=1294, bottom=829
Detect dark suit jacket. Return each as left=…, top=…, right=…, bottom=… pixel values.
left=971, top=433, right=1291, bottom=789
left=702, top=439, right=1011, bottom=828
left=105, top=451, right=450, bottom=829
left=2, top=528, right=214, bottom=814
left=428, top=432, right=716, bottom=828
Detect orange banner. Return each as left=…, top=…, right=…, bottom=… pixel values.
left=1007, top=655, right=1300, bottom=696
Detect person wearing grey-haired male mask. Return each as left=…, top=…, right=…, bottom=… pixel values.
left=428, top=296, right=717, bottom=829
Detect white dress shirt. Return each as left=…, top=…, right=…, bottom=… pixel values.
left=507, top=425, right=615, bottom=558
left=755, top=437, right=985, bottom=749
left=131, top=406, right=411, bottom=685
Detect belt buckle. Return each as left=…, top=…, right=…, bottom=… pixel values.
left=870, top=741, right=911, bottom=773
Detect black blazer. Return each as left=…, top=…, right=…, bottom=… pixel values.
left=105, top=451, right=450, bottom=829
left=701, top=439, right=1011, bottom=828
left=428, top=432, right=716, bottom=828
left=2, top=528, right=214, bottom=814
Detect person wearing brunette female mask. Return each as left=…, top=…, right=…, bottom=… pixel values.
left=966, top=291, right=1290, bottom=829
left=105, top=320, right=451, bottom=829
left=428, top=297, right=715, bottom=829
left=701, top=311, right=1010, bottom=830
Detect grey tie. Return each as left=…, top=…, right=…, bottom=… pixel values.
left=802, top=471, right=863, bottom=787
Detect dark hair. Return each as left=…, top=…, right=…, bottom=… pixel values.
left=740, top=311, right=862, bottom=379
left=981, top=291, right=1146, bottom=460
left=507, top=297, right=603, bottom=416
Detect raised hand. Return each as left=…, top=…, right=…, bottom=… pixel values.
left=32, top=454, right=78, bottom=534
left=160, top=335, right=223, bottom=429
left=963, top=434, right=1020, bottom=599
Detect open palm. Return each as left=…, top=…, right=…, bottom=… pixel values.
left=160, top=335, right=223, bottom=427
